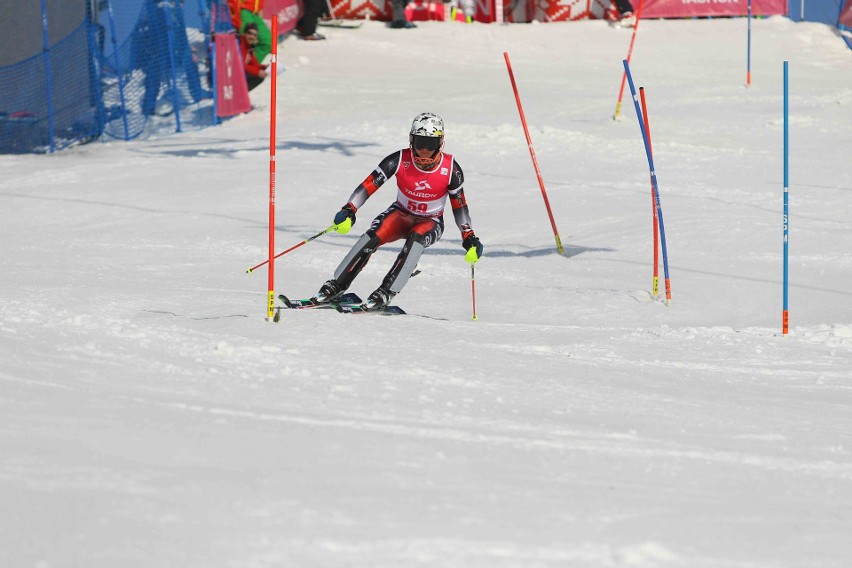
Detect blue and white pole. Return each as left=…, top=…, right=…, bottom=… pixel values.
left=747, top=0, right=752, bottom=87
left=623, top=60, right=672, bottom=303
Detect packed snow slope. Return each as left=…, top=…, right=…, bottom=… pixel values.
left=1, top=15, right=851, bottom=568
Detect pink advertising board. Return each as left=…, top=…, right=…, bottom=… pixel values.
left=214, top=33, right=251, bottom=118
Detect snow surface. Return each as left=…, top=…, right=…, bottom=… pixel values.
left=2, top=16, right=852, bottom=568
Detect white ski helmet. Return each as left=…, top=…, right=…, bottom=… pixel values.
left=409, top=112, right=445, bottom=167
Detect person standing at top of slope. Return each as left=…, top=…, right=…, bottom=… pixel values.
left=311, top=112, right=483, bottom=310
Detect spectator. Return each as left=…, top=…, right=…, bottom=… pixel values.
left=450, top=0, right=475, bottom=23
left=229, top=0, right=273, bottom=62
left=296, top=0, right=327, bottom=40
left=239, top=22, right=268, bottom=91
left=613, top=0, right=636, bottom=26
left=390, top=0, right=417, bottom=28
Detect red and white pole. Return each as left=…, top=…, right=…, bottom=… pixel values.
left=613, top=0, right=644, bottom=120
left=639, top=87, right=659, bottom=298
left=267, top=17, right=278, bottom=320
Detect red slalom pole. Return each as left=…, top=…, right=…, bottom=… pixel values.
left=613, top=0, right=644, bottom=121
left=639, top=87, right=659, bottom=298
left=503, top=51, right=565, bottom=255
left=266, top=17, right=278, bottom=320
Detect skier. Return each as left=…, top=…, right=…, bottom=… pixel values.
left=311, top=112, right=483, bottom=309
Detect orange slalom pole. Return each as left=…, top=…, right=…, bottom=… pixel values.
left=639, top=87, right=659, bottom=298
left=503, top=51, right=564, bottom=255
left=613, top=0, right=644, bottom=121
left=267, top=17, right=278, bottom=320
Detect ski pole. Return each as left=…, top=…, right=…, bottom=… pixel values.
left=247, top=224, right=338, bottom=273
left=470, top=263, right=478, bottom=321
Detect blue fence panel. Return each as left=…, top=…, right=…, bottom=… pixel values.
left=0, top=9, right=100, bottom=153
left=99, top=0, right=213, bottom=140
left=0, top=0, right=214, bottom=154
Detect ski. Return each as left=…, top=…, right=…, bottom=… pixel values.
left=318, top=19, right=363, bottom=29
left=277, top=292, right=406, bottom=315
left=277, top=292, right=363, bottom=309
left=335, top=303, right=407, bottom=316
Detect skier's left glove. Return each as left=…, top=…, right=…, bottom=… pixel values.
left=463, top=233, right=483, bottom=264
left=334, top=204, right=356, bottom=234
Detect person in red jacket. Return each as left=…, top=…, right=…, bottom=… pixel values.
left=311, top=112, right=483, bottom=310
left=239, top=23, right=268, bottom=91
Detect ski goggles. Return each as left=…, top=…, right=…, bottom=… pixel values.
left=411, top=134, right=442, bottom=152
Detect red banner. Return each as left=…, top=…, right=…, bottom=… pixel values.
left=640, top=0, right=786, bottom=18
left=315, top=0, right=791, bottom=21
left=539, top=0, right=616, bottom=22
left=215, top=33, right=251, bottom=118
left=328, top=0, right=392, bottom=19
left=840, top=0, right=852, bottom=27
left=405, top=1, right=446, bottom=21
left=264, top=0, right=304, bottom=34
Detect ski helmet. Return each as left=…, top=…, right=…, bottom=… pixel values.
left=409, top=112, right=444, bottom=167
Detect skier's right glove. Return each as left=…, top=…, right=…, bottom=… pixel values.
left=334, top=204, right=356, bottom=234
left=463, top=233, right=483, bottom=264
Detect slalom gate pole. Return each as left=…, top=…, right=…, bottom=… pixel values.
left=248, top=224, right=338, bottom=273
left=639, top=87, right=659, bottom=298
left=503, top=51, right=565, bottom=255
left=471, top=264, right=478, bottom=321
left=613, top=0, right=644, bottom=121
left=747, top=0, right=752, bottom=87
left=783, top=61, right=789, bottom=335
left=623, top=60, right=672, bottom=303
left=266, top=17, right=278, bottom=320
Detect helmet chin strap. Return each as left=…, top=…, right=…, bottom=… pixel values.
left=411, top=141, right=444, bottom=168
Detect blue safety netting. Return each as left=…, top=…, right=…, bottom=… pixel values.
left=0, top=2, right=101, bottom=154
left=0, top=0, right=215, bottom=154
left=95, top=0, right=214, bottom=141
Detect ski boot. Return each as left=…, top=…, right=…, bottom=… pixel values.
left=312, top=279, right=344, bottom=304
left=363, top=286, right=395, bottom=310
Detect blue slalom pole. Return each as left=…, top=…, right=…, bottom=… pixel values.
left=783, top=61, right=789, bottom=335
left=623, top=60, right=672, bottom=303
left=747, top=0, right=752, bottom=87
